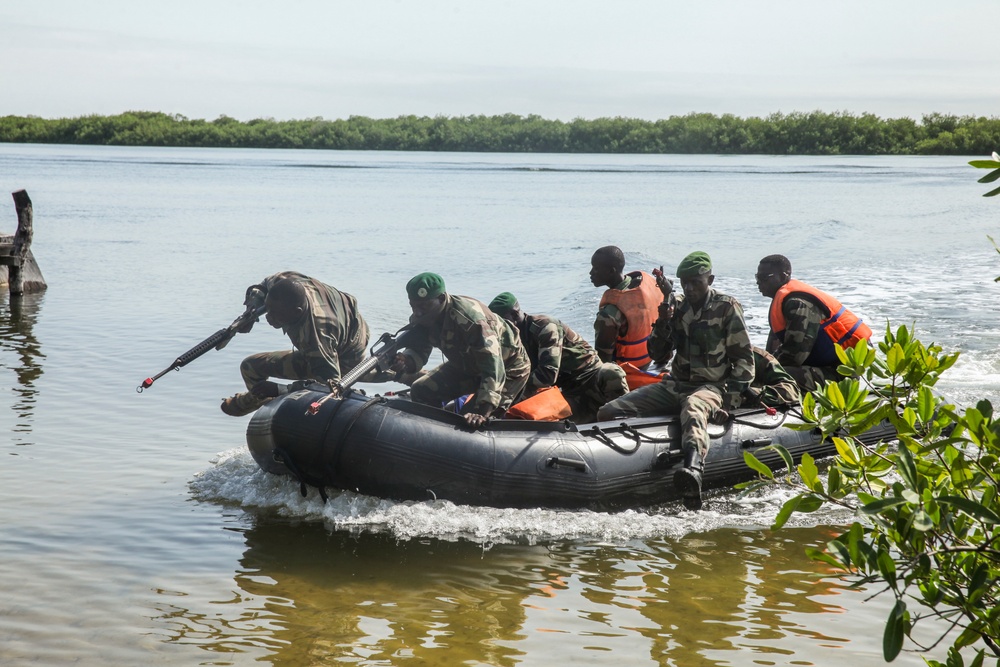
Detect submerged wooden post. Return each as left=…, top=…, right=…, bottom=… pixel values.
left=1, top=189, right=47, bottom=296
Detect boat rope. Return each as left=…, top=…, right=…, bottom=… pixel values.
left=731, top=410, right=789, bottom=430
left=585, top=425, right=641, bottom=453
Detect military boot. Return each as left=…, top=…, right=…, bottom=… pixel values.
left=674, top=447, right=704, bottom=510
left=220, top=391, right=267, bottom=417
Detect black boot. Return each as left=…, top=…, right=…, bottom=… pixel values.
left=674, top=447, right=704, bottom=510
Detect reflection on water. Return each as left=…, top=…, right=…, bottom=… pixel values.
left=153, top=517, right=890, bottom=666
left=0, top=292, right=44, bottom=445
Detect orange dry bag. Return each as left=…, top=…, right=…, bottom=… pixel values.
left=506, top=386, right=573, bottom=421
left=621, top=362, right=667, bottom=390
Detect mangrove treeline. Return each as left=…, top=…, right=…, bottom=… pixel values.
left=1, top=111, right=998, bottom=155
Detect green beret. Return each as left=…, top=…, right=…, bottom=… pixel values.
left=676, top=251, right=713, bottom=279
left=488, top=292, right=519, bottom=315
left=406, top=272, right=446, bottom=300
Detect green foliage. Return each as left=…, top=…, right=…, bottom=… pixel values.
left=968, top=152, right=1000, bottom=197
left=742, top=324, right=1000, bottom=662
left=2, top=111, right=1000, bottom=155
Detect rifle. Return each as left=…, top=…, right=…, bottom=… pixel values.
left=306, top=325, right=421, bottom=414
left=136, top=303, right=267, bottom=392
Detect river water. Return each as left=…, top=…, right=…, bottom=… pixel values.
left=1, top=144, right=998, bottom=665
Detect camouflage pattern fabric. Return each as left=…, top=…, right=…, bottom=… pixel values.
left=597, top=380, right=724, bottom=458
left=518, top=314, right=628, bottom=421
left=646, top=287, right=755, bottom=409
left=598, top=287, right=754, bottom=456
left=765, top=295, right=838, bottom=392
left=741, top=347, right=801, bottom=408
left=402, top=294, right=530, bottom=415
left=593, top=275, right=631, bottom=361
left=240, top=271, right=369, bottom=388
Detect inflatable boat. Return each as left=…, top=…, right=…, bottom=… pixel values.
left=245, top=386, right=896, bottom=511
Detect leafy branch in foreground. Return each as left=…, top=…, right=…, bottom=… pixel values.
left=969, top=151, right=1000, bottom=197
left=739, top=324, right=999, bottom=664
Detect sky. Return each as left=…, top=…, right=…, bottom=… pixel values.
left=2, top=0, right=998, bottom=122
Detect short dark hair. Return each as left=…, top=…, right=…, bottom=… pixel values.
left=758, top=254, right=791, bottom=274
left=266, top=278, right=307, bottom=307
left=592, top=245, right=625, bottom=272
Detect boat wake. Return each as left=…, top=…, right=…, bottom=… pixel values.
left=191, top=448, right=856, bottom=545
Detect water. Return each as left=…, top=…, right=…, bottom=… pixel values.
left=1, top=144, right=998, bottom=665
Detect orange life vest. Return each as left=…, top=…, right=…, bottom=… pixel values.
left=769, top=279, right=872, bottom=366
left=599, top=271, right=662, bottom=368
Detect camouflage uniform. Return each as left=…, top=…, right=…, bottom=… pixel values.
left=597, top=288, right=755, bottom=457
left=766, top=296, right=838, bottom=392
left=742, top=346, right=801, bottom=408
left=518, top=313, right=628, bottom=422
left=401, top=294, right=530, bottom=416
left=239, top=271, right=369, bottom=389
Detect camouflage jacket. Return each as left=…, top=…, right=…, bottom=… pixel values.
left=402, top=294, right=529, bottom=412
left=518, top=314, right=603, bottom=392
left=745, top=346, right=800, bottom=407
left=766, top=296, right=825, bottom=367
left=258, top=271, right=369, bottom=383
left=647, top=287, right=755, bottom=402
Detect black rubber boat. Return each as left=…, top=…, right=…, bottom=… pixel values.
left=246, top=387, right=895, bottom=511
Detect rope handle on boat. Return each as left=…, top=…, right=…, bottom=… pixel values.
left=271, top=447, right=329, bottom=503
left=585, top=425, right=641, bottom=453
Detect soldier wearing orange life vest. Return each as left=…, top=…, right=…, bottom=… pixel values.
left=590, top=246, right=663, bottom=373
left=756, top=254, right=872, bottom=392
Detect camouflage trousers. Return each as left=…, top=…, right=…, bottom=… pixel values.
left=239, top=348, right=366, bottom=389
left=410, top=360, right=530, bottom=416
left=562, top=362, right=629, bottom=423
left=786, top=365, right=840, bottom=393
left=596, top=380, right=725, bottom=457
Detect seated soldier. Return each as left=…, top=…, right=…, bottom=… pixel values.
left=589, top=245, right=662, bottom=371
left=488, top=292, right=628, bottom=423
left=390, top=273, right=530, bottom=429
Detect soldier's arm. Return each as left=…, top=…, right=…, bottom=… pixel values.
left=469, top=323, right=507, bottom=416
left=594, top=304, right=625, bottom=362
left=774, top=297, right=823, bottom=367
left=723, top=302, right=755, bottom=402
left=399, top=323, right=433, bottom=372
left=530, top=321, right=563, bottom=390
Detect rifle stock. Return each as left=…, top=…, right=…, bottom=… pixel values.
left=137, top=304, right=267, bottom=392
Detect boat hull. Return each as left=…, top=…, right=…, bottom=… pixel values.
left=247, top=389, right=893, bottom=511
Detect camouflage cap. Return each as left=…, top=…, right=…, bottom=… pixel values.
left=676, top=251, right=713, bottom=279
left=488, top=292, right=519, bottom=315
left=406, top=272, right=446, bottom=300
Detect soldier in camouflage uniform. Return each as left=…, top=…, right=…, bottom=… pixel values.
left=488, top=292, right=629, bottom=423
left=391, top=273, right=530, bottom=429
left=756, top=254, right=872, bottom=392
left=220, top=271, right=369, bottom=416
left=597, top=252, right=755, bottom=510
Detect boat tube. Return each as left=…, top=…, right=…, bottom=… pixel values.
left=246, top=387, right=895, bottom=511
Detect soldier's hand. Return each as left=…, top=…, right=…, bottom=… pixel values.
left=710, top=409, right=730, bottom=425
left=652, top=265, right=674, bottom=297
left=657, top=300, right=674, bottom=321
left=463, top=413, right=488, bottom=429
left=389, top=353, right=415, bottom=375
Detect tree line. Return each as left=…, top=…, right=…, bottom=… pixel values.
left=1, top=110, right=998, bottom=155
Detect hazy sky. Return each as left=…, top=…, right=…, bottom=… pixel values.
left=2, top=0, right=998, bottom=122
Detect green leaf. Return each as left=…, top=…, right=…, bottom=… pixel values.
left=969, top=159, right=1000, bottom=168
left=765, top=443, right=794, bottom=472
left=897, top=443, right=919, bottom=490
left=805, top=546, right=845, bottom=569
left=771, top=495, right=800, bottom=530
left=796, top=494, right=824, bottom=512
left=743, top=451, right=774, bottom=479
left=886, top=343, right=904, bottom=374
left=938, top=495, right=1000, bottom=524
left=883, top=599, right=906, bottom=661
left=912, top=509, right=933, bottom=532
left=984, top=184, right=1000, bottom=197
left=798, top=452, right=821, bottom=491
left=976, top=167, right=1000, bottom=183
left=862, top=496, right=908, bottom=514
left=917, top=385, right=936, bottom=424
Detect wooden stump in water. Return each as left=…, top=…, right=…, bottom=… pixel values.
left=0, top=189, right=47, bottom=296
